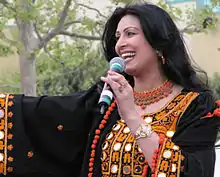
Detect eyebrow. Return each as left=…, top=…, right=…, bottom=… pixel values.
left=115, top=26, right=140, bottom=36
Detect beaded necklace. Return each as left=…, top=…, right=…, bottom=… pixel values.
left=133, top=80, right=174, bottom=110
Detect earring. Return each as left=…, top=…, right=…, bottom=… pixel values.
left=156, top=50, right=165, bottom=65
left=161, top=55, right=165, bottom=65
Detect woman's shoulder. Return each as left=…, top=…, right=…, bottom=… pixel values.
left=172, top=89, right=220, bottom=149
left=177, top=88, right=220, bottom=127
left=181, top=88, right=217, bottom=109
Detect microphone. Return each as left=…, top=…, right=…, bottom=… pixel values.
left=99, top=57, right=125, bottom=114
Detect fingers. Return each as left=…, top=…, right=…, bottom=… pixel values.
left=107, top=70, right=123, bottom=79
left=107, top=71, right=126, bottom=83
left=101, top=71, right=130, bottom=96
left=102, top=71, right=127, bottom=87
left=101, top=76, right=120, bottom=94
left=103, top=75, right=123, bottom=83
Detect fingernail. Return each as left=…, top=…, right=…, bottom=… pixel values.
left=101, top=76, right=106, bottom=80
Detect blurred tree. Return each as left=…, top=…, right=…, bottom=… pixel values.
left=0, top=43, right=13, bottom=56
left=0, top=0, right=103, bottom=95
left=0, top=0, right=219, bottom=96
left=36, top=40, right=108, bottom=95
left=210, top=72, right=220, bottom=99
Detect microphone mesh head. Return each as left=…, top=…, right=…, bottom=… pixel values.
left=110, top=57, right=125, bottom=73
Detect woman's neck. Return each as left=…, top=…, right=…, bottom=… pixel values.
left=133, top=72, right=167, bottom=92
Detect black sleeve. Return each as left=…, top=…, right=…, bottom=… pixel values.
left=0, top=85, right=100, bottom=177
left=172, top=91, right=220, bottom=177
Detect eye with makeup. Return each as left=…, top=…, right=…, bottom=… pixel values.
left=115, top=31, right=136, bottom=41
left=115, top=35, right=120, bottom=41
left=125, top=31, right=136, bottom=37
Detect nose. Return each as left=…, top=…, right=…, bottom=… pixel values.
left=115, top=36, right=127, bottom=53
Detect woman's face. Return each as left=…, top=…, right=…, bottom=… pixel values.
left=115, top=15, right=158, bottom=76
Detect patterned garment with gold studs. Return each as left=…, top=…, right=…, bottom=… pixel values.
left=101, top=91, right=199, bottom=177
left=0, top=93, right=15, bottom=175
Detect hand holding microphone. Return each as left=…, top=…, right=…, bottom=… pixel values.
left=99, top=57, right=135, bottom=118
left=99, top=57, right=126, bottom=114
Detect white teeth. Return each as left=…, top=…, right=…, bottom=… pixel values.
left=121, top=52, right=136, bottom=58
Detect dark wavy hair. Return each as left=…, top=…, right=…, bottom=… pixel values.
left=101, top=3, right=210, bottom=92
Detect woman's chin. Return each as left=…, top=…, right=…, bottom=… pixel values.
left=125, top=67, right=136, bottom=76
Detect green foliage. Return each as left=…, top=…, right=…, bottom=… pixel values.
left=110, top=0, right=133, bottom=5
left=0, top=0, right=220, bottom=96
left=210, top=72, right=220, bottom=99
left=157, top=0, right=184, bottom=20
left=0, top=43, right=13, bottom=56
left=36, top=40, right=108, bottom=96
left=0, top=72, right=21, bottom=94
left=111, top=0, right=220, bottom=32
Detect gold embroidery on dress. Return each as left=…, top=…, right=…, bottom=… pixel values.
left=0, top=94, right=14, bottom=174
left=101, top=91, right=199, bottom=177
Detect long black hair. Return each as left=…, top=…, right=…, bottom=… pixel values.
left=101, top=3, right=210, bottom=92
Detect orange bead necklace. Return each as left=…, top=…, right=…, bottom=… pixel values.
left=133, top=80, right=174, bottom=109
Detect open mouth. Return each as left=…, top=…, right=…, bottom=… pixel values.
left=121, top=52, right=136, bottom=61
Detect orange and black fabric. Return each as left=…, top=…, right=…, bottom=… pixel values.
left=0, top=85, right=219, bottom=177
